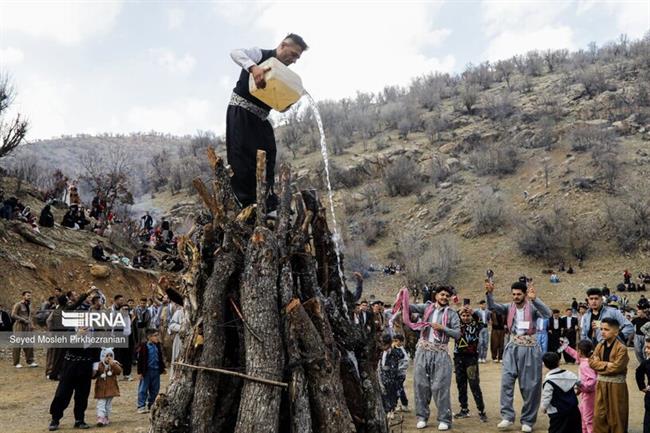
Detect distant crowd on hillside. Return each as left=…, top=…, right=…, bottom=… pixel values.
left=1, top=179, right=183, bottom=273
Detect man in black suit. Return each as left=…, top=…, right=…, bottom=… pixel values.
left=547, top=309, right=563, bottom=352
left=354, top=299, right=372, bottom=332
left=560, top=307, right=579, bottom=363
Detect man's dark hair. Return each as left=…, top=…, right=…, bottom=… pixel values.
left=127, top=298, right=134, bottom=303
left=48, top=296, right=56, bottom=303
left=393, top=334, right=405, bottom=342
left=140, top=297, right=147, bottom=302
left=381, top=334, right=392, bottom=345
left=146, top=329, right=159, bottom=337
left=54, top=287, right=62, bottom=293
left=601, top=317, right=620, bottom=328
left=552, top=309, right=560, bottom=314
left=511, top=281, right=527, bottom=293
left=542, top=352, right=560, bottom=369
left=479, top=300, right=486, bottom=305
left=436, top=285, right=455, bottom=295
left=284, top=33, right=309, bottom=51
left=57, top=296, right=68, bottom=307
left=22, top=290, right=31, bottom=296
left=114, top=294, right=124, bottom=301
left=586, top=287, right=602, bottom=297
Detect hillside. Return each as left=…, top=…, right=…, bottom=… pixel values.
left=0, top=177, right=159, bottom=307
left=3, top=36, right=650, bottom=310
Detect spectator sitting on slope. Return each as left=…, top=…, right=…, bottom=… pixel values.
left=92, top=241, right=110, bottom=262
left=39, top=204, right=55, bottom=228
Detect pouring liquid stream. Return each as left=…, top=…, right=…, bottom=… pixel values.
left=304, top=94, right=347, bottom=310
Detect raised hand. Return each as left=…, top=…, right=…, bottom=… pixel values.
left=527, top=284, right=537, bottom=301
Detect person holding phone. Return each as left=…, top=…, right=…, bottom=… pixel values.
left=580, top=287, right=633, bottom=344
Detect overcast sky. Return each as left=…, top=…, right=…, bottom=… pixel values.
left=0, top=0, right=648, bottom=140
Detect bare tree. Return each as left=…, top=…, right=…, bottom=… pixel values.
left=459, top=84, right=479, bottom=114
left=79, top=145, right=134, bottom=212
left=495, top=60, right=515, bottom=89
left=0, top=74, right=29, bottom=160
left=149, top=149, right=171, bottom=192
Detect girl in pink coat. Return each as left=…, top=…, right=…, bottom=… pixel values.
left=560, top=338, right=596, bottom=433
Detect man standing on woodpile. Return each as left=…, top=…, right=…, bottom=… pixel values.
left=227, top=34, right=308, bottom=211
left=486, top=280, right=552, bottom=433
left=406, top=286, right=460, bottom=431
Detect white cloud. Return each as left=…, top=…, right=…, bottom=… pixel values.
left=218, top=1, right=454, bottom=100
left=166, top=7, right=185, bottom=30
left=0, top=2, right=123, bottom=45
left=11, top=76, right=72, bottom=140
left=149, top=48, right=196, bottom=75
left=481, top=1, right=577, bottom=61
left=614, top=2, right=650, bottom=39
left=126, top=98, right=218, bottom=135
left=0, top=47, right=25, bottom=66
left=485, top=26, right=575, bottom=61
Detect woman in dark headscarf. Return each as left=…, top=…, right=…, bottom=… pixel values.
left=39, top=204, right=55, bottom=227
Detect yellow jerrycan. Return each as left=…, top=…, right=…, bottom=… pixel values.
left=249, top=57, right=304, bottom=112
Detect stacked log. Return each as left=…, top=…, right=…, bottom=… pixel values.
left=149, top=148, right=387, bottom=433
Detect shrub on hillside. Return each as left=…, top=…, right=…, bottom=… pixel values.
left=429, top=156, right=450, bottom=184
left=576, top=66, right=609, bottom=97
left=515, top=207, right=567, bottom=262
left=565, top=124, right=616, bottom=152
left=345, top=240, right=370, bottom=274
left=484, top=91, right=517, bottom=121
left=459, top=84, right=480, bottom=114
left=383, top=156, right=423, bottom=197
left=469, top=142, right=519, bottom=176
left=494, top=59, right=516, bottom=88
left=469, top=186, right=509, bottom=235
left=397, top=232, right=461, bottom=286
left=359, top=217, right=387, bottom=246
left=326, top=161, right=365, bottom=189
left=463, top=62, right=493, bottom=90
left=606, top=182, right=650, bottom=252
left=424, top=113, right=450, bottom=145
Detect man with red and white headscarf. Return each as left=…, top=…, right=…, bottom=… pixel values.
left=486, top=280, right=552, bottom=433
left=393, top=285, right=460, bottom=431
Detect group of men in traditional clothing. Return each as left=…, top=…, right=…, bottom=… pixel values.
left=388, top=281, right=640, bottom=432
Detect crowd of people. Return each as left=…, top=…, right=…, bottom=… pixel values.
left=4, top=268, right=650, bottom=432
left=351, top=273, right=650, bottom=433
left=1, top=283, right=184, bottom=430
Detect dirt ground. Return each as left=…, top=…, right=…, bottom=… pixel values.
left=0, top=347, right=644, bottom=433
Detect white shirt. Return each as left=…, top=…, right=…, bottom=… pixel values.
left=515, top=308, right=529, bottom=336
left=231, top=47, right=264, bottom=72
left=428, top=309, right=441, bottom=342
left=553, top=318, right=559, bottom=329
left=566, top=317, right=571, bottom=328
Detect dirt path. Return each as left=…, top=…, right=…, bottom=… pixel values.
left=0, top=348, right=644, bottom=432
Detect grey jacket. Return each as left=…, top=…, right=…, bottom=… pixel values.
left=486, top=293, right=552, bottom=334
left=580, top=305, right=634, bottom=343
left=408, top=302, right=461, bottom=343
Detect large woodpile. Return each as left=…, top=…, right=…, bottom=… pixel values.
left=150, top=148, right=388, bottom=433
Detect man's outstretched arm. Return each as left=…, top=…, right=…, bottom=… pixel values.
left=230, top=47, right=263, bottom=72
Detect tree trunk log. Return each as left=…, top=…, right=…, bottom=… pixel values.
left=234, top=227, right=284, bottom=433
left=190, top=241, right=240, bottom=433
